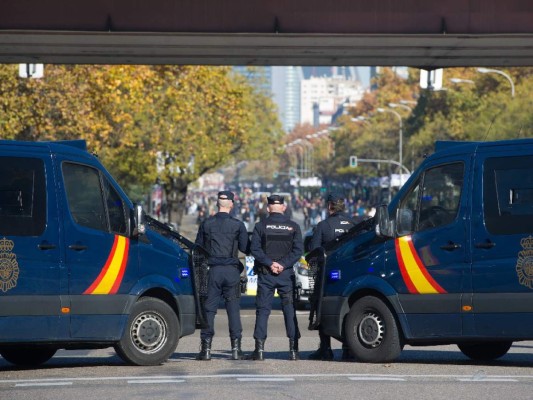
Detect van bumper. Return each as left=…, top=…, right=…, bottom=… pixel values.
left=176, top=294, right=197, bottom=337
left=319, top=296, right=349, bottom=340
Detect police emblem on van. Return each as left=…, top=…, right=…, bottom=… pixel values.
left=516, top=236, right=533, bottom=289
left=0, top=237, right=19, bottom=293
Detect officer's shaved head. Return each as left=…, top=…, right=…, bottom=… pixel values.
left=218, top=198, right=234, bottom=209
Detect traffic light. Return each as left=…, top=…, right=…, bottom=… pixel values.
left=349, top=156, right=358, bottom=168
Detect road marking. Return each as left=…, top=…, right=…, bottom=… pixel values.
left=238, top=378, right=295, bottom=382
left=128, top=379, right=185, bottom=384
left=2, top=373, right=532, bottom=387
left=457, top=378, right=518, bottom=382
left=349, top=377, right=405, bottom=381
left=15, top=382, right=73, bottom=387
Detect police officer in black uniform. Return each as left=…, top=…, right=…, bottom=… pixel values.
left=248, top=194, right=303, bottom=361
left=195, top=191, right=249, bottom=361
left=308, top=192, right=356, bottom=361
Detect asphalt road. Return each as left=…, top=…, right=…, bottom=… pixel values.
left=2, top=301, right=533, bottom=400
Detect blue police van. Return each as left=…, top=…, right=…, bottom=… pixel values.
left=0, top=140, right=203, bottom=367
left=309, top=138, right=533, bottom=363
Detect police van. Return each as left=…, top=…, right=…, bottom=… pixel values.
left=309, top=138, right=533, bottom=363
left=0, top=140, right=203, bottom=367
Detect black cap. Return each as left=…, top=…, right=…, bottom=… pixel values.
left=267, top=194, right=285, bottom=205
left=218, top=191, right=235, bottom=201
left=327, top=192, right=344, bottom=203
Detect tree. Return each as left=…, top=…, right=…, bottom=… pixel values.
left=0, top=64, right=282, bottom=226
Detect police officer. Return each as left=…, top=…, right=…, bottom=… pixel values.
left=308, top=192, right=356, bottom=361
left=195, top=191, right=249, bottom=361
left=248, top=194, right=304, bottom=361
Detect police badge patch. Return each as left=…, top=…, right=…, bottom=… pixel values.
left=516, top=236, right=533, bottom=290
left=0, top=237, right=19, bottom=293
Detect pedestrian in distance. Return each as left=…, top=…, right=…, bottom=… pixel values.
left=194, top=191, right=249, bottom=361
left=308, top=192, right=356, bottom=361
left=247, top=194, right=304, bottom=361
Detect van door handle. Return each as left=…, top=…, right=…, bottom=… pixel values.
left=474, top=240, right=496, bottom=249
left=38, top=242, right=57, bottom=250
left=68, top=244, right=88, bottom=251
left=440, top=242, right=461, bottom=251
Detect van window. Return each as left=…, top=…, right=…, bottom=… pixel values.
left=62, top=162, right=127, bottom=235
left=0, top=157, right=46, bottom=236
left=103, top=179, right=127, bottom=234
left=417, top=163, right=464, bottom=231
left=395, top=162, right=464, bottom=234
left=484, top=156, right=533, bottom=235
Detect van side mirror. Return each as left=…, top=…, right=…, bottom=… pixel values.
left=396, top=208, right=414, bottom=236
left=133, top=204, right=146, bottom=237
left=375, top=205, right=394, bottom=237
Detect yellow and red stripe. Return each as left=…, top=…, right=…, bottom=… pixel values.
left=84, top=235, right=130, bottom=295
left=395, top=235, right=446, bottom=294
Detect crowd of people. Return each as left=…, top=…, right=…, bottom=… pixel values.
left=186, top=189, right=376, bottom=233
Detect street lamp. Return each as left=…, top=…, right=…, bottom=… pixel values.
left=377, top=107, right=404, bottom=186
left=476, top=68, right=515, bottom=98
left=388, top=102, right=412, bottom=112
left=449, top=78, right=475, bottom=85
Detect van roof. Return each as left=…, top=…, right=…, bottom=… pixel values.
left=434, top=138, right=533, bottom=156
left=0, top=139, right=88, bottom=152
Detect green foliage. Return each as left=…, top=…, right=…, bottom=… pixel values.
left=0, top=64, right=281, bottom=204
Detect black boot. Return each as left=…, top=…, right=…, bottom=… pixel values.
left=247, top=339, right=265, bottom=361
left=308, top=334, right=334, bottom=361
left=289, top=339, right=300, bottom=361
left=231, top=338, right=243, bottom=360
left=196, top=337, right=212, bottom=361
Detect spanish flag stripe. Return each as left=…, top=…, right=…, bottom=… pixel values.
left=83, top=235, right=119, bottom=295
left=109, top=238, right=129, bottom=294
left=397, top=236, right=445, bottom=294
left=406, top=238, right=447, bottom=294
left=395, top=239, right=418, bottom=294
left=84, top=236, right=129, bottom=295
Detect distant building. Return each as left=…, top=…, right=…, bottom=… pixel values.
left=300, top=75, right=365, bottom=126
left=271, top=66, right=304, bottom=132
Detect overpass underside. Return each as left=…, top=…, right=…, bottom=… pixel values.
left=1, top=0, right=533, bottom=66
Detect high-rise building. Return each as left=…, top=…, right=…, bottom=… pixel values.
left=271, top=66, right=304, bottom=132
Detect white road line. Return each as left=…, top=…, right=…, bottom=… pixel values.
left=237, top=378, right=295, bottom=382
left=15, top=382, right=73, bottom=387
left=457, top=378, right=518, bottom=382
left=127, top=379, right=185, bottom=384
left=349, top=377, right=405, bottom=382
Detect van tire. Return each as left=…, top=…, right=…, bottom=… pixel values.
left=115, top=297, right=179, bottom=366
left=0, top=347, right=56, bottom=367
left=345, top=296, right=402, bottom=363
left=458, top=341, right=512, bottom=361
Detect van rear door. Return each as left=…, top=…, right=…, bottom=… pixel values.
left=0, top=149, right=65, bottom=341
left=471, top=143, right=533, bottom=337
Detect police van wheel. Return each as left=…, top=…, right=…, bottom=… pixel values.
left=345, top=296, right=402, bottom=363
left=0, top=346, right=56, bottom=367
left=115, top=297, right=179, bottom=366
left=458, top=341, right=512, bottom=361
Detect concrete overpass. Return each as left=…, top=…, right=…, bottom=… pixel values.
left=1, top=0, right=532, bottom=67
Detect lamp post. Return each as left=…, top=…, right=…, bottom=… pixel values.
left=449, top=78, right=475, bottom=85
left=476, top=68, right=515, bottom=98
left=377, top=107, right=404, bottom=185
left=388, top=102, right=412, bottom=112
